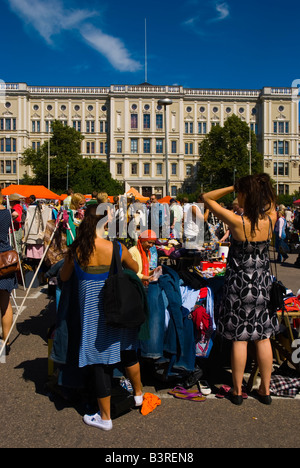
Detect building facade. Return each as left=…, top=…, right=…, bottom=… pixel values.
left=0, top=82, right=299, bottom=197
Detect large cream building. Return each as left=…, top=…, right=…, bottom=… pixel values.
left=0, top=82, right=299, bottom=197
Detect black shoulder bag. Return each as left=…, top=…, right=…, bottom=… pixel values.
left=267, top=217, right=286, bottom=317
left=103, top=240, right=146, bottom=328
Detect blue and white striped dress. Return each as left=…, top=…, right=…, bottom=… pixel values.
left=74, top=243, right=138, bottom=368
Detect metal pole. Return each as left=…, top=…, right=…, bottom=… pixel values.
left=48, top=122, right=50, bottom=190
left=249, top=125, right=252, bottom=175
left=158, top=98, right=172, bottom=197
left=66, top=163, right=69, bottom=190
left=164, top=106, right=169, bottom=197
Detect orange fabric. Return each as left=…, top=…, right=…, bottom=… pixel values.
left=137, top=238, right=150, bottom=278
left=137, top=230, right=157, bottom=278
left=141, top=392, right=161, bottom=416
left=2, top=185, right=60, bottom=200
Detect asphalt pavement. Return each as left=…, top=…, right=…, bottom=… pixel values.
left=0, top=252, right=299, bottom=449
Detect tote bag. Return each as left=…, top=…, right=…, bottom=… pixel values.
left=103, top=241, right=146, bottom=329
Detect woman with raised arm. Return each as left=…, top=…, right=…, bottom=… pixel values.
left=203, top=173, right=278, bottom=405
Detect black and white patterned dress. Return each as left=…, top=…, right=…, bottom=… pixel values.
left=217, top=216, right=279, bottom=341
left=0, top=209, right=18, bottom=293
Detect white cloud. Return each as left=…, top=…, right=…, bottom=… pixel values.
left=7, top=0, right=142, bottom=72
left=7, top=0, right=96, bottom=43
left=80, top=24, right=142, bottom=73
left=211, top=2, right=230, bottom=22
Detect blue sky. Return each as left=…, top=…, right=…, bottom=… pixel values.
left=1, top=0, right=300, bottom=90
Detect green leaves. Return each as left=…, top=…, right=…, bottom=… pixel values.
left=21, top=120, right=123, bottom=195
left=198, top=115, right=263, bottom=190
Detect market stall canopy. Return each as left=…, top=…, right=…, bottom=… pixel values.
left=1, top=185, right=60, bottom=200
left=294, top=199, right=300, bottom=205
left=126, top=187, right=149, bottom=203
left=159, top=196, right=172, bottom=204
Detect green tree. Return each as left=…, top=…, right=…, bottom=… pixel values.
left=72, top=159, right=124, bottom=195
left=22, top=120, right=84, bottom=191
left=21, top=120, right=123, bottom=195
left=197, top=114, right=263, bottom=191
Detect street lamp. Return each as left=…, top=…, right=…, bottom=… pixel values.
left=158, top=98, right=172, bottom=196
left=66, top=163, right=69, bottom=190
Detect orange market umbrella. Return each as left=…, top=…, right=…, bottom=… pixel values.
left=126, top=187, right=149, bottom=203
left=2, top=185, right=60, bottom=200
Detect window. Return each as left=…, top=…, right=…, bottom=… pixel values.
left=131, top=114, right=138, bottom=129
left=32, top=141, right=40, bottom=151
left=171, top=163, right=177, bottom=175
left=186, top=164, right=193, bottom=176
left=156, top=114, right=163, bottom=130
left=156, top=139, right=163, bottom=153
left=273, top=141, right=289, bottom=155
left=117, top=163, right=123, bottom=175
left=144, top=163, right=150, bottom=175
left=185, top=122, right=193, bottom=133
left=86, top=120, right=95, bottom=133
left=1, top=138, right=16, bottom=152
left=131, top=139, right=138, bottom=153
left=250, top=123, right=258, bottom=135
left=274, top=162, right=289, bottom=176
left=0, top=118, right=16, bottom=131
left=117, top=140, right=122, bottom=153
left=100, top=141, right=108, bottom=154
left=156, top=163, right=162, bottom=175
left=171, top=186, right=177, bottom=197
left=185, top=142, right=193, bottom=155
left=131, top=163, right=138, bottom=175
left=86, top=142, right=95, bottom=154
left=32, top=120, right=41, bottom=132
left=198, top=122, right=207, bottom=134
left=273, top=121, right=289, bottom=134
left=143, top=114, right=150, bottom=129
left=144, top=139, right=150, bottom=153
left=171, top=141, right=177, bottom=153
left=72, top=121, right=81, bottom=132
left=100, top=120, right=108, bottom=133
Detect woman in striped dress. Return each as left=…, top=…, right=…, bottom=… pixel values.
left=60, top=204, right=143, bottom=431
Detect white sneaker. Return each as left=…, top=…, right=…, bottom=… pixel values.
left=134, top=394, right=144, bottom=407
left=83, top=412, right=113, bottom=431
left=198, top=380, right=212, bottom=396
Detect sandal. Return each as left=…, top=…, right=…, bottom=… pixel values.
left=172, top=392, right=206, bottom=402
left=168, top=386, right=203, bottom=398
left=215, top=385, right=248, bottom=399
left=215, top=385, right=231, bottom=398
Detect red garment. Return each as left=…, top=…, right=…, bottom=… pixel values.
left=12, top=203, right=22, bottom=231
left=191, top=306, right=210, bottom=332
left=137, top=238, right=150, bottom=278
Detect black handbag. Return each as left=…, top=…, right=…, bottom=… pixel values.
left=267, top=224, right=286, bottom=317
left=103, top=240, right=146, bottom=328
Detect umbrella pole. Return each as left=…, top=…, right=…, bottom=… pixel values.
left=0, top=212, right=63, bottom=359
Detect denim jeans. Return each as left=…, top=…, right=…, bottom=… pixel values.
left=275, top=233, right=289, bottom=262
left=140, top=281, right=165, bottom=359
left=140, top=265, right=195, bottom=372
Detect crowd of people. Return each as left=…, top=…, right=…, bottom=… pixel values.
left=1, top=175, right=300, bottom=430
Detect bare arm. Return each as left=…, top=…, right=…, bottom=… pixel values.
left=203, top=186, right=239, bottom=229
left=121, top=244, right=139, bottom=273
